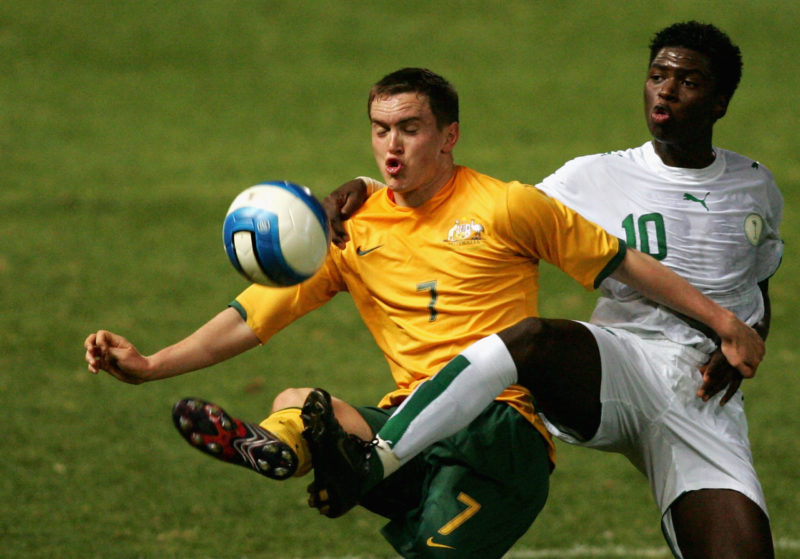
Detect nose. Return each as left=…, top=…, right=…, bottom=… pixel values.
left=658, top=77, right=677, bottom=99
left=388, top=130, right=403, bottom=153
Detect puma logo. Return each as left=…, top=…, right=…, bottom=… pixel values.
left=683, top=192, right=710, bottom=211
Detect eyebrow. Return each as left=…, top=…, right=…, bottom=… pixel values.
left=649, top=62, right=712, bottom=79
left=371, top=116, right=423, bottom=127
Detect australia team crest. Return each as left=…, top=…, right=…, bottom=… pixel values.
left=444, top=219, right=485, bottom=246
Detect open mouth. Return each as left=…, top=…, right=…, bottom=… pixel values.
left=651, top=105, right=671, bottom=124
left=386, top=157, right=403, bottom=176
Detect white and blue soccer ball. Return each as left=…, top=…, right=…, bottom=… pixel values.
left=223, top=181, right=330, bottom=286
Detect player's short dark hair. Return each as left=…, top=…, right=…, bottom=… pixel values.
left=369, top=67, right=459, bottom=128
left=649, top=21, right=743, bottom=99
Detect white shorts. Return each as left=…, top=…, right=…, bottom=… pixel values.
left=541, top=322, right=767, bottom=555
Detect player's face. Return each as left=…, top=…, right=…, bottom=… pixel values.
left=644, top=47, right=729, bottom=164
left=370, top=92, right=458, bottom=207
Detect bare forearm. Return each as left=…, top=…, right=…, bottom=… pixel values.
left=147, top=307, right=260, bottom=380
left=611, top=249, right=738, bottom=336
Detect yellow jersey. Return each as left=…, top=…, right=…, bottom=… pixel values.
left=235, top=166, right=624, bottom=462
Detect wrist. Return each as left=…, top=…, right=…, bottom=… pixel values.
left=710, top=308, right=740, bottom=339
left=355, top=176, right=385, bottom=195
left=142, top=354, right=170, bottom=381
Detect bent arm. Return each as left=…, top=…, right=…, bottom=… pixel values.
left=610, top=248, right=764, bottom=377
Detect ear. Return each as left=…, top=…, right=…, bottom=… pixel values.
left=441, top=122, right=459, bottom=153
left=713, top=93, right=730, bottom=121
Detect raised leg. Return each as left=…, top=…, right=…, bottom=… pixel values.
left=499, top=318, right=602, bottom=441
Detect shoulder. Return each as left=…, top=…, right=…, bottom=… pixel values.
left=544, top=146, right=641, bottom=182
left=717, top=148, right=783, bottom=205
left=455, top=166, right=514, bottom=189
left=718, top=148, right=777, bottom=181
left=454, top=166, right=540, bottom=206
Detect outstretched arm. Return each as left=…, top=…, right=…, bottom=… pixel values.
left=611, top=248, right=765, bottom=378
left=84, top=306, right=260, bottom=384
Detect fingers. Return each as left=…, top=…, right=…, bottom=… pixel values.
left=734, top=360, right=757, bottom=379
left=720, top=339, right=761, bottom=380
left=696, top=351, right=733, bottom=401
left=84, top=332, right=98, bottom=348
left=340, top=190, right=365, bottom=217
left=329, top=220, right=350, bottom=250
left=323, top=179, right=369, bottom=250
left=84, top=330, right=127, bottom=375
left=720, top=375, right=743, bottom=406
left=94, top=329, right=118, bottom=350
left=323, top=193, right=351, bottom=250
left=697, top=369, right=719, bottom=402
left=696, top=349, right=746, bottom=406
left=86, top=349, right=99, bottom=373
left=84, top=332, right=105, bottom=373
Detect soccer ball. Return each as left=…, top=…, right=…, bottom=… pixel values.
left=223, top=181, right=330, bottom=286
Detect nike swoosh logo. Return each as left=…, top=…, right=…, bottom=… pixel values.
left=426, top=537, right=455, bottom=550
left=356, top=245, right=383, bottom=256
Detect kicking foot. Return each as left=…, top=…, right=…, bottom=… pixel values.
left=172, top=398, right=297, bottom=480
left=301, top=388, right=374, bottom=518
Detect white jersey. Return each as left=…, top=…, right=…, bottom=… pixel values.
left=537, top=141, right=784, bottom=350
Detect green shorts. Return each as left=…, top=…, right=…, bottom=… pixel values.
left=356, top=401, right=551, bottom=558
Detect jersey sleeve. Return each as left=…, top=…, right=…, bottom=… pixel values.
left=755, top=166, right=784, bottom=282
left=498, top=181, right=625, bottom=290
left=231, top=255, right=346, bottom=343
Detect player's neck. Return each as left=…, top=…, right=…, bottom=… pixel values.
left=393, top=163, right=456, bottom=208
left=651, top=138, right=715, bottom=169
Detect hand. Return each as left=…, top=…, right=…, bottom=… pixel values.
left=84, top=330, right=152, bottom=385
left=322, top=179, right=368, bottom=250
left=717, top=314, right=765, bottom=379
left=697, top=348, right=743, bottom=405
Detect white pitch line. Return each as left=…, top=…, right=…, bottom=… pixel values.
left=504, top=538, right=800, bottom=558
left=503, top=546, right=670, bottom=558
left=305, top=538, right=800, bottom=559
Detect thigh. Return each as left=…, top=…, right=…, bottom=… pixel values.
left=668, top=489, right=773, bottom=559
left=500, top=317, right=602, bottom=441
left=382, top=404, right=551, bottom=558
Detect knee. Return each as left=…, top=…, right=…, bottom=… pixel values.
left=500, top=317, right=550, bottom=361
left=514, top=317, right=547, bottom=337
left=502, top=317, right=585, bottom=356
left=271, top=387, right=313, bottom=411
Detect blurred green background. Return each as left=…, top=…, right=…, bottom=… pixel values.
left=2, top=1, right=797, bottom=557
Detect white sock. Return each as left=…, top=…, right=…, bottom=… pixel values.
left=381, top=334, right=518, bottom=469
left=373, top=436, right=403, bottom=477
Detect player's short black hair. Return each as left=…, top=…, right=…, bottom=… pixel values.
left=649, top=21, right=743, bottom=99
left=369, top=67, right=459, bottom=128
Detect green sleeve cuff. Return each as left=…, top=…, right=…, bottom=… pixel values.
left=228, top=299, right=247, bottom=321
left=593, top=239, right=627, bottom=289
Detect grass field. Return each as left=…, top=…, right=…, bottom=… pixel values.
left=2, top=1, right=798, bottom=557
